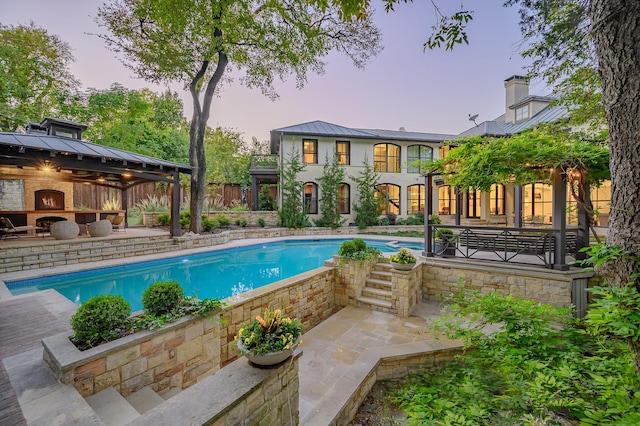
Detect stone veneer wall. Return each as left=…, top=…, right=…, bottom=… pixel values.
left=43, top=313, right=221, bottom=398
left=422, top=258, right=595, bottom=308
left=129, top=352, right=301, bottom=426
left=220, top=266, right=337, bottom=365
left=333, top=258, right=376, bottom=308
left=391, top=263, right=423, bottom=317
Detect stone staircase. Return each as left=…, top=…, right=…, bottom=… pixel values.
left=0, top=235, right=178, bottom=273
left=85, top=386, right=180, bottom=425
left=356, top=262, right=397, bottom=314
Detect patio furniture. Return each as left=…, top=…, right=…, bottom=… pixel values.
left=50, top=221, right=79, bottom=240
left=109, top=215, right=125, bottom=232
left=0, top=217, right=43, bottom=239
left=88, top=220, right=112, bottom=237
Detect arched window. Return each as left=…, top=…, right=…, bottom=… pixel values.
left=376, top=183, right=400, bottom=215
left=438, top=185, right=456, bottom=215
left=490, top=184, right=506, bottom=215
left=339, top=183, right=350, bottom=214
left=374, top=143, right=400, bottom=173
left=523, top=183, right=553, bottom=225
left=407, top=145, right=433, bottom=173
left=304, top=182, right=318, bottom=214
left=407, top=184, right=424, bottom=214
left=467, top=188, right=481, bottom=218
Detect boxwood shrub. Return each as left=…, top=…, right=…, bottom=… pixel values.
left=142, top=280, right=184, bottom=316
left=70, top=294, right=131, bottom=348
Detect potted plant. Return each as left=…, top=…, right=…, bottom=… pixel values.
left=236, top=307, right=303, bottom=366
left=389, top=248, right=417, bottom=270
left=434, top=227, right=457, bottom=257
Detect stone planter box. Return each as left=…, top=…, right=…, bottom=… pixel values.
left=42, top=313, right=221, bottom=398
left=142, top=212, right=165, bottom=227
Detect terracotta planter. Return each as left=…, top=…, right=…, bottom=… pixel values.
left=390, top=262, right=415, bottom=271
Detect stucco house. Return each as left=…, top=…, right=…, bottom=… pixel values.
left=268, top=121, right=455, bottom=224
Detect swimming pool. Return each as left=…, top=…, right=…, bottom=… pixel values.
left=7, top=239, right=400, bottom=311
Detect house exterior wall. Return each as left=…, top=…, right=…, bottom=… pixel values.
left=278, top=133, right=441, bottom=224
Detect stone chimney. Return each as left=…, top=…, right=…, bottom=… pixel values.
left=504, top=75, right=529, bottom=124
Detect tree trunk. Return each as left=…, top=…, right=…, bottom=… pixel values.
left=187, top=48, right=229, bottom=234
left=589, top=0, right=640, bottom=374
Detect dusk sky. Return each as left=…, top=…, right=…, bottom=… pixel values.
left=1, top=0, right=548, bottom=142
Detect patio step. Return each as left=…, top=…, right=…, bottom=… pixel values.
left=356, top=261, right=396, bottom=314
left=86, top=386, right=167, bottom=425
left=85, top=387, right=140, bottom=425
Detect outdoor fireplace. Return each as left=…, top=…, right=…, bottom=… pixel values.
left=35, top=189, right=64, bottom=210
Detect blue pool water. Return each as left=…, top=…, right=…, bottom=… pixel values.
left=7, top=239, right=400, bottom=311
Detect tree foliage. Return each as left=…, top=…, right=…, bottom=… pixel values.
left=315, top=151, right=346, bottom=229
left=278, top=147, right=308, bottom=229
left=96, top=0, right=382, bottom=234
left=0, top=22, right=79, bottom=131
left=352, top=155, right=383, bottom=229
left=429, top=123, right=610, bottom=191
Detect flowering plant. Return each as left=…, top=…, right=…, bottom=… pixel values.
left=389, top=248, right=417, bottom=264
left=236, top=307, right=303, bottom=356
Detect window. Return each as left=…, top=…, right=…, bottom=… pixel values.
left=407, top=145, right=433, bottom=173
left=376, top=183, right=400, bottom=215
left=566, top=180, right=611, bottom=226
left=523, top=183, right=553, bottom=225
left=374, top=143, right=400, bottom=173
left=338, top=183, right=350, bottom=214
left=303, top=139, right=318, bottom=164
left=336, top=141, right=350, bottom=165
left=407, top=184, right=425, bottom=214
left=490, top=184, right=506, bottom=215
left=467, top=189, right=481, bottom=218
left=438, top=185, right=456, bottom=215
left=515, top=105, right=529, bottom=121
left=304, top=182, right=318, bottom=214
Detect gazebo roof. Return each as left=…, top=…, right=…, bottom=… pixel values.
left=0, top=132, right=191, bottom=188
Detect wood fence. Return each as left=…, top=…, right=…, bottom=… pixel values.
left=72, top=183, right=256, bottom=210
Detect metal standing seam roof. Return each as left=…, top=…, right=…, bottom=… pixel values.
left=273, top=120, right=455, bottom=142
left=0, top=132, right=192, bottom=172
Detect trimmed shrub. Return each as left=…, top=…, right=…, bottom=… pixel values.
left=142, top=280, right=184, bottom=316
left=70, top=295, right=131, bottom=347
left=157, top=213, right=171, bottom=226
left=257, top=218, right=266, bottom=227
left=235, top=218, right=248, bottom=227
left=215, top=214, right=231, bottom=227
left=202, top=216, right=219, bottom=232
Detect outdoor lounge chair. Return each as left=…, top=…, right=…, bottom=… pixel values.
left=0, top=217, right=43, bottom=239
left=109, top=215, right=125, bottom=232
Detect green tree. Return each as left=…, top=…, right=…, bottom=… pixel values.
left=96, top=0, right=382, bottom=234
left=352, top=155, right=382, bottom=229
left=72, top=85, right=190, bottom=163
left=278, top=147, right=308, bottom=229
left=316, top=151, right=346, bottom=229
left=0, top=22, right=79, bottom=131
left=204, top=127, right=251, bottom=186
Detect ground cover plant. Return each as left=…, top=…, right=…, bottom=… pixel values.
left=377, top=284, right=640, bottom=425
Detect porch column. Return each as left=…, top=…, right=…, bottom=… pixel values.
left=514, top=185, right=523, bottom=228
left=251, top=177, right=259, bottom=211
left=121, top=186, right=128, bottom=229
left=455, top=187, right=461, bottom=225
left=552, top=168, right=568, bottom=270
left=423, top=174, right=434, bottom=257
left=170, top=172, right=181, bottom=237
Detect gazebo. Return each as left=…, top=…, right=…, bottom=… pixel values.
left=0, top=118, right=191, bottom=236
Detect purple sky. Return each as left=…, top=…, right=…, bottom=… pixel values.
left=1, top=0, right=547, bottom=141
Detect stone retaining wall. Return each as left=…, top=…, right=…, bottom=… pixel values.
left=43, top=313, right=221, bottom=398
left=422, top=258, right=595, bottom=309
left=220, top=266, right=337, bottom=365
left=130, top=352, right=301, bottom=426
left=391, top=263, right=423, bottom=317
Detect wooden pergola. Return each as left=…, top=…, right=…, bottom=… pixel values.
left=0, top=119, right=191, bottom=236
